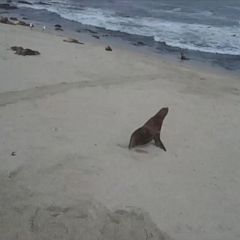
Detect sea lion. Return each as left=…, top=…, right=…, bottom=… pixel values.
left=128, top=107, right=168, bottom=151
left=180, top=52, right=189, bottom=61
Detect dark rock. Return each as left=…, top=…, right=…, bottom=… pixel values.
left=11, top=46, right=40, bottom=56
left=63, top=38, right=84, bottom=44
left=0, top=16, right=14, bottom=24
left=0, top=3, right=18, bottom=10
left=92, top=35, right=100, bottom=39
left=10, top=17, right=18, bottom=21
left=18, top=0, right=32, bottom=5
left=105, top=46, right=112, bottom=51
left=232, top=34, right=236, bottom=37
left=133, top=41, right=146, bottom=46
left=11, top=151, right=16, bottom=156
left=54, top=24, right=61, bottom=28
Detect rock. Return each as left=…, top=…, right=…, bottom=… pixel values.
left=11, top=46, right=40, bottom=56
left=0, top=16, right=14, bottom=24
left=0, top=3, right=18, bottom=10
left=63, top=38, right=84, bottom=44
left=54, top=24, right=62, bottom=28
left=105, top=46, right=112, bottom=51
left=18, top=0, right=32, bottom=5
left=92, top=35, right=100, bottom=39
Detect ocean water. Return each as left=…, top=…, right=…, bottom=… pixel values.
left=14, top=0, right=240, bottom=55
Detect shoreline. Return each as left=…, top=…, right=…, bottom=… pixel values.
left=1, top=4, right=240, bottom=74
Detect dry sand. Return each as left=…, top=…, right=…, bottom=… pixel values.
left=0, top=23, right=240, bottom=240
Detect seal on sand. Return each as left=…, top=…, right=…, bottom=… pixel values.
left=128, top=107, right=168, bottom=151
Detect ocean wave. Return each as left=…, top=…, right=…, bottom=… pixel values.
left=16, top=3, right=240, bottom=55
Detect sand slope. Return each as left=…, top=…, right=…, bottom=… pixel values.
left=0, top=23, right=240, bottom=240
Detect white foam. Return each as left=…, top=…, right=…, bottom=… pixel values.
left=17, top=3, right=240, bottom=55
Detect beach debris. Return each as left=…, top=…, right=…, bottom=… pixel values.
left=105, top=45, right=112, bottom=51
left=180, top=52, right=190, bottom=61
left=92, top=35, right=100, bottom=39
left=11, top=46, right=40, bottom=56
left=63, top=38, right=84, bottom=44
left=0, top=3, right=18, bottom=10
left=133, top=41, right=146, bottom=46
left=18, top=0, right=32, bottom=5
left=129, top=107, right=168, bottom=151
left=0, top=16, right=14, bottom=24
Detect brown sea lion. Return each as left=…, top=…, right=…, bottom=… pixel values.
left=128, top=107, right=168, bottom=151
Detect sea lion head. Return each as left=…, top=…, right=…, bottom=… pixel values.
left=158, top=107, right=168, bottom=119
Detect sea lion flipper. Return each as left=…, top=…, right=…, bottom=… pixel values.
left=154, top=135, right=166, bottom=151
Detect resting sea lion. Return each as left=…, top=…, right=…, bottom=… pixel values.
left=128, top=107, right=168, bottom=151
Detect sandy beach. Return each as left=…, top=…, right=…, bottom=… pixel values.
left=0, top=22, right=240, bottom=240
